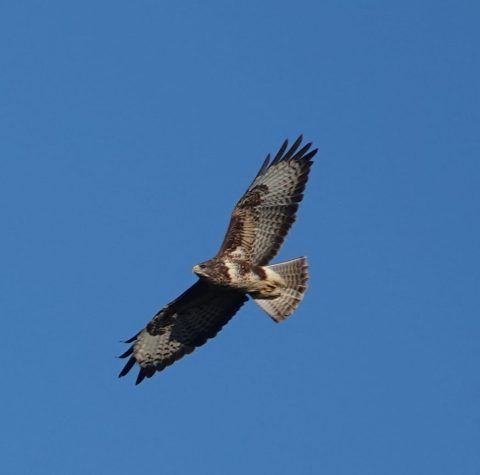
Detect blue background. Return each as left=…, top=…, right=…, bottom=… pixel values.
left=1, top=1, right=479, bottom=474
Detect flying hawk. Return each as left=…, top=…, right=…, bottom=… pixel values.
left=119, top=136, right=317, bottom=384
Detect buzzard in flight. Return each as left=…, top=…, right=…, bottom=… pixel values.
left=119, top=136, right=317, bottom=384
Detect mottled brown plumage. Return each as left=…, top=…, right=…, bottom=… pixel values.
left=217, top=135, right=314, bottom=264
left=119, top=136, right=317, bottom=384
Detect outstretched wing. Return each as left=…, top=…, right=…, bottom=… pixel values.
left=119, top=281, right=247, bottom=384
left=217, top=135, right=316, bottom=265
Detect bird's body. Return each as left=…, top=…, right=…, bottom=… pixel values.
left=193, top=259, right=285, bottom=297
left=119, top=136, right=317, bottom=384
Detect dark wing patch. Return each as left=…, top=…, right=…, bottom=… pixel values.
left=217, top=135, right=317, bottom=265
left=119, top=280, right=248, bottom=384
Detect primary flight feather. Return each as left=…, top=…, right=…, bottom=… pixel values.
left=119, top=136, right=317, bottom=384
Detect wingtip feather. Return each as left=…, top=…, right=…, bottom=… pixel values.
left=118, top=346, right=134, bottom=359
left=118, top=356, right=136, bottom=378
left=271, top=139, right=289, bottom=165
left=135, top=370, right=146, bottom=385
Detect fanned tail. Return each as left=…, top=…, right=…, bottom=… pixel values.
left=253, top=257, right=309, bottom=322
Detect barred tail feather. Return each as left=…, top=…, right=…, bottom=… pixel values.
left=253, top=257, right=309, bottom=322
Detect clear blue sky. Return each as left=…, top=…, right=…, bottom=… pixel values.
left=1, top=1, right=479, bottom=474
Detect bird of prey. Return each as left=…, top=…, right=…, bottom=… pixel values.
left=119, top=136, right=317, bottom=384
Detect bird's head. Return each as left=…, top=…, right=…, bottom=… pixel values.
left=193, top=261, right=211, bottom=278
